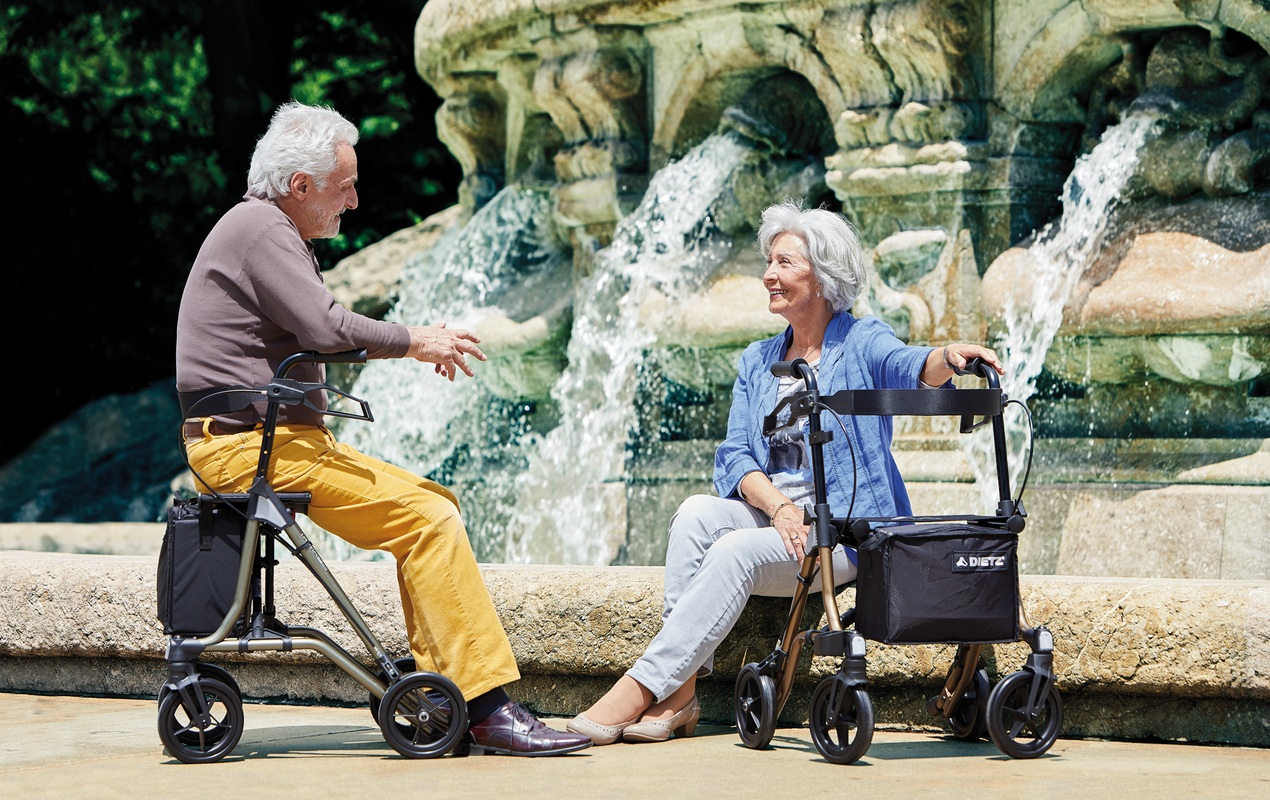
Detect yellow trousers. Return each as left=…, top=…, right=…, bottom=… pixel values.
left=185, top=423, right=520, bottom=700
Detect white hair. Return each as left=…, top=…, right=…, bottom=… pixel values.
left=757, top=200, right=867, bottom=312
left=246, top=102, right=360, bottom=200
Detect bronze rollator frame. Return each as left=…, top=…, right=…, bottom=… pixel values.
left=734, top=357, right=1062, bottom=763
left=159, top=350, right=466, bottom=764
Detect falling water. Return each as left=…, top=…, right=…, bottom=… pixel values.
left=337, top=130, right=755, bottom=564
left=964, top=112, right=1160, bottom=512
left=506, top=131, right=752, bottom=564
left=320, top=185, right=570, bottom=562
left=344, top=185, right=568, bottom=470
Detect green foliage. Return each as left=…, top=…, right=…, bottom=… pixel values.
left=288, top=2, right=458, bottom=263
left=3, top=1, right=224, bottom=237
left=0, top=0, right=459, bottom=462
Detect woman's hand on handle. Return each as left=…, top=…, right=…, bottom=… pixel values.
left=407, top=322, right=487, bottom=381
left=920, top=342, right=1005, bottom=386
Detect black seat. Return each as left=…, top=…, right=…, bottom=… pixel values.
left=199, top=492, right=312, bottom=516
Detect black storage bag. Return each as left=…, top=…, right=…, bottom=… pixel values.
left=855, top=522, right=1019, bottom=645
left=156, top=497, right=247, bottom=636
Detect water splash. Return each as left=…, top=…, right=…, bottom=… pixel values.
left=316, top=185, right=568, bottom=562
left=345, top=185, right=568, bottom=474
left=964, top=112, right=1160, bottom=511
left=338, top=131, right=755, bottom=564
left=506, top=131, right=752, bottom=564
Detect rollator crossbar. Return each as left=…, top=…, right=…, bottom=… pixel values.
left=763, top=387, right=1004, bottom=436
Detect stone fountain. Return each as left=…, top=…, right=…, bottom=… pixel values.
left=325, top=0, right=1268, bottom=574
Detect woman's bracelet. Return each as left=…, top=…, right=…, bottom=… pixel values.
left=771, top=500, right=794, bottom=519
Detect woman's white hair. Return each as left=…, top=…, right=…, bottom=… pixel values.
left=758, top=200, right=867, bottom=313
left=246, top=102, right=360, bottom=200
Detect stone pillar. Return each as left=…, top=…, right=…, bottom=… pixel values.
left=496, top=53, right=564, bottom=188
left=435, top=74, right=507, bottom=213
left=531, top=30, right=651, bottom=276
left=812, top=0, right=1072, bottom=350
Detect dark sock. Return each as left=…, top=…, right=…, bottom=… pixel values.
left=467, top=687, right=511, bottom=725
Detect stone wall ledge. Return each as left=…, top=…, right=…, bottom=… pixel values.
left=2, top=552, right=1268, bottom=745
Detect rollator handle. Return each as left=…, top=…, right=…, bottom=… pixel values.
left=314, top=349, right=368, bottom=365
left=276, top=350, right=367, bottom=379
left=771, top=358, right=807, bottom=379
left=771, top=358, right=819, bottom=393
left=952, top=357, right=997, bottom=386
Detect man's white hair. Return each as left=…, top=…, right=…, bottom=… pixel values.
left=757, top=200, right=867, bottom=312
left=246, top=102, right=359, bottom=200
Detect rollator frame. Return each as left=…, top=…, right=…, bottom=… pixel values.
left=159, top=349, right=468, bottom=763
left=732, top=357, right=1062, bottom=763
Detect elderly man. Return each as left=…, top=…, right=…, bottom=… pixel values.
left=176, top=101, right=590, bottom=757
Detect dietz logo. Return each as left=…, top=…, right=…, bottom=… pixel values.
left=952, top=551, right=1010, bottom=572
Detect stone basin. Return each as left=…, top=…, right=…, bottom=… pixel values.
left=983, top=230, right=1270, bottom=386
left=2, top=551, right=1268, bottom=745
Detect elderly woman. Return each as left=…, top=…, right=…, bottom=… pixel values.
left=567, top=202, right=1004, bottom=745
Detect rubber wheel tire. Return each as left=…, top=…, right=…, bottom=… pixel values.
left=376, top=671, right=468, bottom=759
left=808, top=676, right=874, bottom=765
left=157, top=677, right=244, bottom=764
left=985, top=670, right=1063, bottom=759
left=158, top=664, right=242, bottom=749
left=948, top=668, right=990, bottom=742
left=734, top=663, right=777, bottom=750
left=369, top=657, right=417, bottom=730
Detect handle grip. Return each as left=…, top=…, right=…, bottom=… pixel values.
left=770, top=358, right=807, bottom=379
left=770, top=359, right=796, bottom=378
left=277, top=349, right=368, bottom=379
left=314, top=349, right=367, bottom=365
left=951, top=356, right=985, bottom=377
left=952, top=357, right=1002, bottom=391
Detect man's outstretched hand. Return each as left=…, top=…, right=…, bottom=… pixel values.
left=407, top=322, right=487, bottom=381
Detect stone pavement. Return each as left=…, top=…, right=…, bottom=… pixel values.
left=2, top=693, right=1266, bottom=800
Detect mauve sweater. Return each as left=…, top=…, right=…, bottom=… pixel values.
left=176, top=195, right=411, bottom=426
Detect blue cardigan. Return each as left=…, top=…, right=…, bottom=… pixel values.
left=713, top=313, right=938, bottom=522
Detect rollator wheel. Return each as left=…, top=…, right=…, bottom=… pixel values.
left=808, top=676, right=874, bottom=765
left=369, top=657, right=417, bottom=727
left=157, top=677, right=244, bottom=764
left=985, top=670, right=1063, bottom=759
left=157, top=664, right=242, bottom=749
left=948, top=668, right=990, bottom=742
left=377, top=671, right=468, bottom=759
left=734, top=663, right=777, bottom=749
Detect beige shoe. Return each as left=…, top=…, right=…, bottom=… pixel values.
left=622, top=694, right=700, bottom=743
left=565, top=711, right=642, bottom=746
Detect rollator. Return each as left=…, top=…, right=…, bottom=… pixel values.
left=732, top=357, right=1062, bottom=763
left=156, top=349, right=466, bottom=763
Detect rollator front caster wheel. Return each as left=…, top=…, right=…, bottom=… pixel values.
left=369, top=657, right=417, bottom=727
left=158, top=664, right=243, bottom=749
left=808, top=676, right=873, bottom=765
left=157, top=677, right=244, bottom=764
left=734, top=663, right=777, bottom=749
left=985, top=670, right=1063, bottom=759
left=948, top=667, right=990, bottom=742
left=377, top=671, right=468, bottom=759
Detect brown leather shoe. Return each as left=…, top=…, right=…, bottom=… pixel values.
left=460, top=702, right=593, bottom=757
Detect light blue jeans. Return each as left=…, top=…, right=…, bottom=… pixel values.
left=626, top=495, right=858, bottom=702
